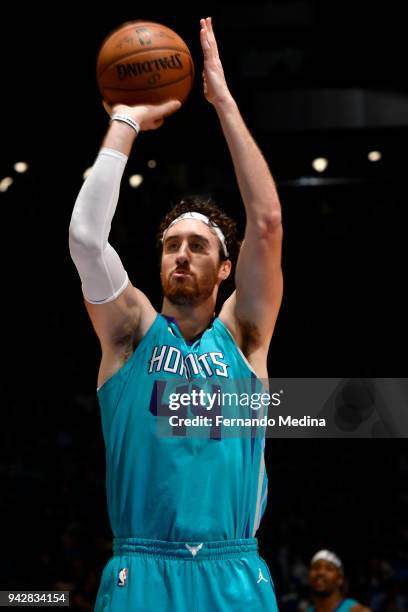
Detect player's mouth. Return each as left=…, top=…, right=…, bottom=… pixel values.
left=313, top=577, right=328, bottom=587
left=172, top=270, right=191, bottom=278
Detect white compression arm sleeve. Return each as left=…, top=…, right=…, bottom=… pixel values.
left=69, top=147, right=129, bottom=304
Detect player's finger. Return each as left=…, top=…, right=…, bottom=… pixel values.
left=200, top=17, right=218, bottom=59
left=206, top=17, right=220, bottom=55
left=155, top=99, right=182, bottom=118
left=199, top=21, right=211, bottom=55
left=102, top=99, right=112, bottom=116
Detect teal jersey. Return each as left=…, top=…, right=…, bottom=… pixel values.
left=97, top=314, right=269, bottom=541
left=307, top=598, right=359, bottom=612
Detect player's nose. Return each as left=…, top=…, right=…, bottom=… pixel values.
left=176, top=241, right=190, bottom=263
left=314, top=571, right=328, bottom=579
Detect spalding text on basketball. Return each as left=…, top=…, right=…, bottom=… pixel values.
left=116, top=54, right=184, bottom=81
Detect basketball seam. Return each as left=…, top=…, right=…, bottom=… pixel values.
left=98, top=48, right=192, bottom=78
left=98, top=22, right=185, bottom=49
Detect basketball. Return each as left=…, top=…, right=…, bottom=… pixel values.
left=96, top=21, right=195, bottom=107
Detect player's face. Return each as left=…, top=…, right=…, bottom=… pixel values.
left=160, top=220, right=229, bottom=305
left=309, top=560, right=343, bottom=597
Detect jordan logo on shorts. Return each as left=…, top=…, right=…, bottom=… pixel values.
left=257, top=568, right=268, bottom=583
left=185, top=543, right=203, bottom=557
left=118, top=567, right=128, bottom=586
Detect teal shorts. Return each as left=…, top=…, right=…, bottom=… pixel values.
left=95, top=537, right=278, bottom=611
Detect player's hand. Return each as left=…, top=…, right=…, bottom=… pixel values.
left=200, top=17, right=232, bottom=106
left=102, top=99, right=181, bottom=131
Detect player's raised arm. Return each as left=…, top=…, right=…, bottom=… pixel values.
left=200, top=17, right=283, bottom=364
left=68, top=100, right=180, bottom=386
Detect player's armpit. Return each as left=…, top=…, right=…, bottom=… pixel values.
left=85, top=282, right=157, bottom=350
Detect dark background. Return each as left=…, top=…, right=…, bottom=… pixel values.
left=1, top=1, right=407, bottom=610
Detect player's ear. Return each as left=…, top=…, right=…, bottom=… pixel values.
left=219, top=259, right=232, bottom=280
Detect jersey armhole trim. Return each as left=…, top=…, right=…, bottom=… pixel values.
left=214, top=318, right=259, bottom=378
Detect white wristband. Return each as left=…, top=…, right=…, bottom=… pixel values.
left=110, top=114, right=141, bottom=134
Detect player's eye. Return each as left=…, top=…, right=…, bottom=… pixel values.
left=191, top=242, right=204, bottom=251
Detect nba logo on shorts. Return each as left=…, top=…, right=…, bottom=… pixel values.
left=118, top=567, right=128, bottom=587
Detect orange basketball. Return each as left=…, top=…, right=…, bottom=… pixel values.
left=96, top=21, right=195, bottom=107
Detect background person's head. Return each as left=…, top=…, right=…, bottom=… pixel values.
left=309, top=550, right=344, bottom=599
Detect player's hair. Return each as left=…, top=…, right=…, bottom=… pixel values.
left=156, top=195, right=240, bottom=264
left=156, top=195, right=241, bottom=307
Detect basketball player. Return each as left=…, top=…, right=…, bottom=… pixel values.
left=69, top=17, right=283, bottom=610
left=306, top=550, right=371, bottom=612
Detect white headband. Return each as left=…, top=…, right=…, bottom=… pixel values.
left=162, top=212, right=229, bottom=257
left=311, top=550, right=343, bottom=571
